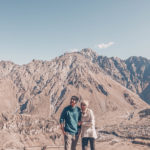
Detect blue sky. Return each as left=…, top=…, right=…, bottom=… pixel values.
left=0, top=0, right=150, bottom=64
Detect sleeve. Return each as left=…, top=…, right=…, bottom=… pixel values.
left=59, top=108, right=66, bottom=124
left=82, top=109, right=95, bottom=127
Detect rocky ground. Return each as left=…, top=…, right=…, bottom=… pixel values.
left=0, top=109, right=150, bottom=150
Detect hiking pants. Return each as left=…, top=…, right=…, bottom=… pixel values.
left=64, top=132, right=79, bottom=150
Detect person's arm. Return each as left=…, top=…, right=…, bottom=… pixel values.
left=82, top=109, right=95, bottom=127
left=59, top=108, right=66, bottom=135
left=60, top=123, right=66, bottom=135
left=77, top=109, right=82, bottom=135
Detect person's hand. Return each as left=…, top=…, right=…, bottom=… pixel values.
left=60, top=124, right=66, bottom=135
left=62, top=130, right=66, bottom=135
left=61, top=128, right=66, bottom=135
left=78, top=121, right=82, bottom=126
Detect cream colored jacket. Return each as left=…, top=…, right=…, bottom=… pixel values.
left=81, top=108, right=97, bottom=139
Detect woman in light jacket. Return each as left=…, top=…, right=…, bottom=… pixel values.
left=80, top=100, right=97, bottom=150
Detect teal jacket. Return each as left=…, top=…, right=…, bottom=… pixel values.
left=60, top=105, right=81, bottom=135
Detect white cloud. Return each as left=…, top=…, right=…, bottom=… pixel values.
left=98, top=42, right=114, bottom=49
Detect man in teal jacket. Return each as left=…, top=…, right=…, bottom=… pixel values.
left=60, top=96, right=81, bottom=150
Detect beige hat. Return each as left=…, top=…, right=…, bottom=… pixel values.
left=81, top=100, right=89, bottom=107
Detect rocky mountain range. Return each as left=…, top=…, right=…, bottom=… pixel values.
left=80, top=49, right=150, bottom=104
left=0, top=49, right=150, bottom=149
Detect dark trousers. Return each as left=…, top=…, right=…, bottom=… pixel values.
left=82, top=137, right=95, bottom=150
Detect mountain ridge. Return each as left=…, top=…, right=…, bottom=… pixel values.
left=0, top=49, right=149, bottom=115
left=0, top=49, right=150, bottom=149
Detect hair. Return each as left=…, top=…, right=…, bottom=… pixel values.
left=71, top=96, right=79, bottom=102
left=81, top=100, right=89, bottom=107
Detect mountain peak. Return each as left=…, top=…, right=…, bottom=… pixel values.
left=81, top=48, right=96, bottom=54
left=79, top=48, right=98, bottom=61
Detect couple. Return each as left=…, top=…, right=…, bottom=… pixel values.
left=60, top=96, right=97, bottom=150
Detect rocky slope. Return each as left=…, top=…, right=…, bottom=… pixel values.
left=94, top=52, right=150, bottom=104
left=0, top=49, right=149, bottom=117
left=0, top=49, right=150, bottom=149
left=76, top=49, right=150, bottom=104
